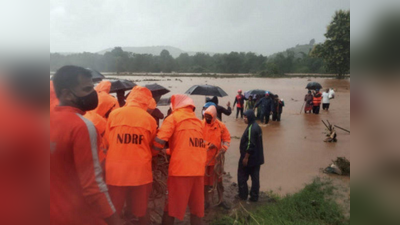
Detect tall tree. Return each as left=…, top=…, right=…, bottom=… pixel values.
left=311, top=10, right=350, bottom=78
left=159, top=49, right=175, bottom=72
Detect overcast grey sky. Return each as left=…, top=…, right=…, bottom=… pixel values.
left=50, top=0, right=349, bottom=55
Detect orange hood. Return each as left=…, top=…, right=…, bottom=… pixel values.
left=125, top=86, right=153, bottom=110
left=95, top=92, right=118, bottom=118
left=170, top=94, right=195, bottom=112
left=148, top=98, right=157, bottom=110
left=95, top=81, right=111, bottom=93
left=204, top=105, right=217, bottom=123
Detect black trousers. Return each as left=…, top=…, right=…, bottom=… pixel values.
left=322, top=103, right=330, bottom=110
left=272, top=112, right=281, bottom=121
left=260, top=111, right=270, bottom=124
left=313, top=105, right=320, bottom=114
left=238, top=163, right=261, bottom=201
left=236, top=107, right=244, bottom=118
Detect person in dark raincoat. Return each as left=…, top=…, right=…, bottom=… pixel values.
left=210, top=96, right=232, bottom=121
left=238, top=110, right=264, bottom=202
left=272, top=95, right=285, bottom=122
left=254, top=92, right=274, bottom=125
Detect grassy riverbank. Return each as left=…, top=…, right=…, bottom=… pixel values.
left=211, top=178, right=349, bottom=225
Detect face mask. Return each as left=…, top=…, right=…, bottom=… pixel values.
left=71, top=90, right=98, bottom=111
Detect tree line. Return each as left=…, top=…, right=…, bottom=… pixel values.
left=50, top=47, right=327, bottom=76
left=51, top=10, right=350, bottom=77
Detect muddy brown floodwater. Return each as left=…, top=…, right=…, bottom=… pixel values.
left=110, top=76, right=350, bottom=196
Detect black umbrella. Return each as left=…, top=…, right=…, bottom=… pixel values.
left=109, top=79, right=136, bottom=93
left=244, top=89, right=266, bottom=98
left=306, top=82, right=322, bottom=90
left=86, top=68, right=105, bottom=82
left=145, top=83, right=170, bottom=96
left=185, top=84, right=228, bottom=97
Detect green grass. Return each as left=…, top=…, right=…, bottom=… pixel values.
left=211, top=178, right=349, bottom=225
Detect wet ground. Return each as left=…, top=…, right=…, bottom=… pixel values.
left=111, top=76, right=350, bottom=197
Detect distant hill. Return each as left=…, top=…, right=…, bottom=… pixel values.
left=98, top=46, right=216, bottom=58
left=269, top=39, right=317, bottom=59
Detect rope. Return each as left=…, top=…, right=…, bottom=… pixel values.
left=148, top=151, right=169, bottom=223
left=205, top=147, right=226, bottom=206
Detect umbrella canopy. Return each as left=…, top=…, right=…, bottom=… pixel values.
left=86, top=68, right=105, bottom=82
left=244, top=89, right=266, bottom=98
left=306, top=82, right=322, bottom=90
left=145, top=83, right=170, bottom=96
left=185, top=84, right=228, bottom=97
left=109, top=79, right=136, bottom=93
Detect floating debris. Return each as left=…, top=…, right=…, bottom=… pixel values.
left=324, top=157, right=350, bottom=176
left=322, top=120, right=337, bottom=142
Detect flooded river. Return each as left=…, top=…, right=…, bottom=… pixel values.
left=110, top=76, right=350, bottom=195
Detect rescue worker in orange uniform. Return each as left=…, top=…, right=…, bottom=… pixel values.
left=50, top=66, right=124, bottom=225
left=95, top=80, right=119, bottom=119
left=152, top=94, right=207, bottom=225
left=202, top=105, right=231, bottom=209
left=105, top=86, right=157, bottom=225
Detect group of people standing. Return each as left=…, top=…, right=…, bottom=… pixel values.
left=304, top=88, right=335, bottom=114
left=50, top=66, right=265, bottom=225
left=233, top=90, right=285, bottom=126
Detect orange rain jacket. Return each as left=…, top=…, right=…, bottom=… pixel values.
left=84, top=110, right=108, bottom=163
left=50, top=106, right=116, bottom=225
left=105, top=86, right=157, bottom=186
left=202, top=106, right=231, bottom=166
left=153, top=94, right=207, bottom=177
left=95, top=81, right=119, bottom=118
left=84, top=111, right=107, bottom=137
left=50, top=80, right=59, bottom=112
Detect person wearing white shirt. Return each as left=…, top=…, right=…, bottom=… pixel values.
left=322, top=89, right=331, bottom=110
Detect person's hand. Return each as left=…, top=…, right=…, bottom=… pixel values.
left=208, top=143, right=216, bottom=150
left=242, top=157, right=249, bottom=167
left=227, top=101, right=231, bottom=108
